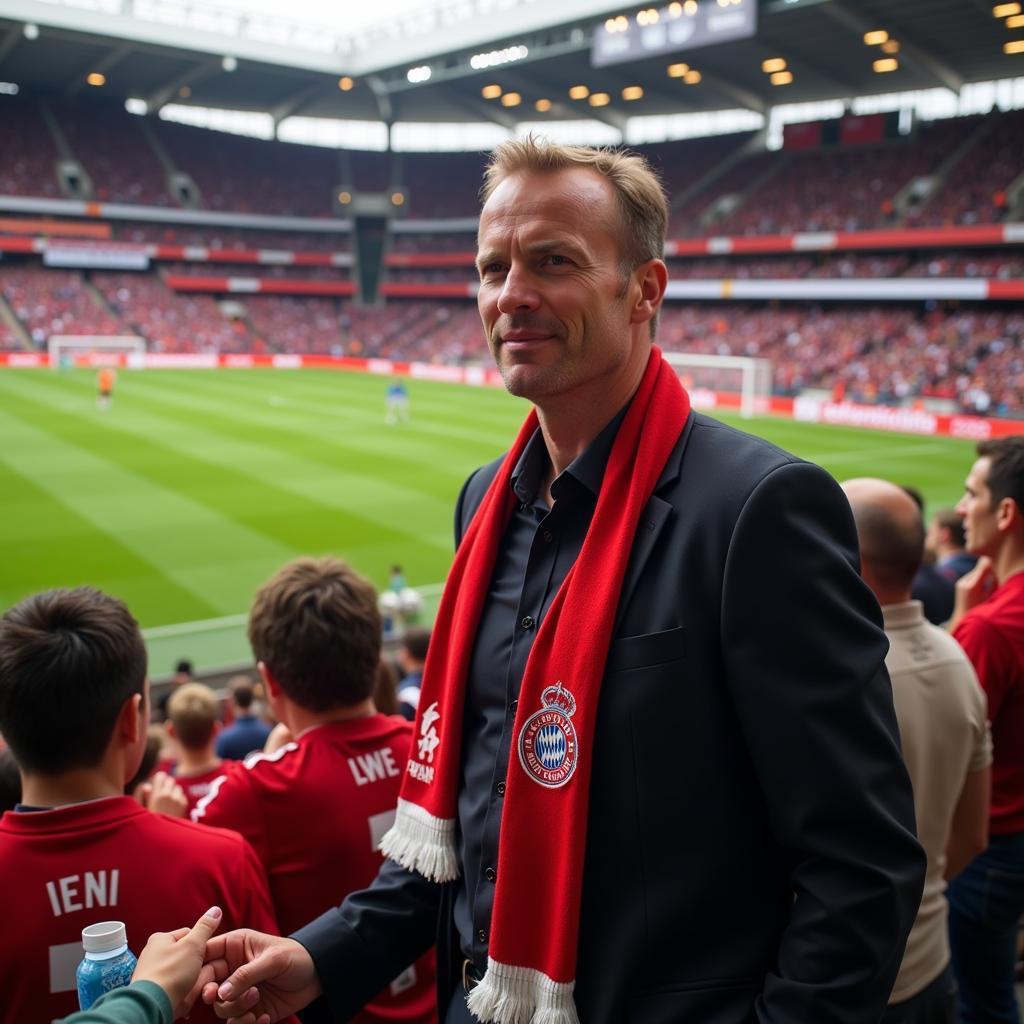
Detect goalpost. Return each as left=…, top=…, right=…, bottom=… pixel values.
left=662, top=351, right=773, bottom=419
left=48, top=335, right=147, bottom=370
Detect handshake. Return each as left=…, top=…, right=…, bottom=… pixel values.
left=62, top=911, right=318, bottom=1024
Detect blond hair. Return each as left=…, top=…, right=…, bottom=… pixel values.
left=167, top=682, right=219, bottom=750
left=481, top=136, right=668, bottom=270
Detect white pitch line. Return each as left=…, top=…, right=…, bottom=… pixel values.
left=805, top=441, right=953, bottom=466
left=141, top=582, right=447, bottom=639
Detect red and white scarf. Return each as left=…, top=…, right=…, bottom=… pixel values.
left=380, top=347, right=690, bottom=1024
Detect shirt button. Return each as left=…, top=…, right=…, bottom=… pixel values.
left=542, top=530, right=553, bottom=543
left=478, top=930, right=487, bottom=944
left=496, top=781, right=506, bottom=795
left=485, top=867, right=496, bottom=882
left=521, top=615, right=535, bottom=630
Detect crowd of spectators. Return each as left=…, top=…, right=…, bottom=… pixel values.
left=0, top=267, right=128, bottom=344
left=52, top=99, right=172, bottom=207
left=913, top=110, right=1024, bottom=227
left=0, top=93, right=62, bottom=199
left=244, top=296, right=346, bottom=353
left=709, top=118, right=980, bottom=237
left=92, top=271, right=255, bottom=353
left=153, top=121, right=342, bottom=218
left=668, top=151, right=779, bottom=235
left=1, top=257, right=1021, bottom=417
left=2, top=95, right=1022, bottom=237
left=658, top=303, right=1024, bottom=417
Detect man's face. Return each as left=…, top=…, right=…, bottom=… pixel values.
left=476, top=167, right=645, bottom=404
left=956, top=457, right=999, bottom=556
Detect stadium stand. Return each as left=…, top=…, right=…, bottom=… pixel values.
left=713, top=118, right=982, bottom=236
left=113, top=224, right=352, bottom=251
left=244, top=296, right=346, bottom=354
left=0, top=267, right=129, bottom=343
left=52, top=98, right=173, bottom=207
left=1, top=97, right=1022, bottom=418
left=153, top=120, right=341, bottom=217
left=914, top=110, right=1024, bottom=227
left=0, top=94, right=62, bottom=198
left=93, top=271, right=255, bottom=352
left=657, top=304, right=1024, bottom=417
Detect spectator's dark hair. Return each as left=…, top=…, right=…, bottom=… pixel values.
left=230, top=677, right=255, bottom=711
left=175, top=659, right=193, bottom=676
left=0, top=746, right=21, bottom=813
left=373, top=659, right=399, bottom=716
left=402, top=627, right=431, bottom=664
left=978, top=437, right=1024, bottom=509
left=167, top=683, right=219, bottom=750
left=852, top=501, right=926, bottom=591
left=125, top=726, right=165, bottom=796
left=933, top=507, right=966, bottom=548
left=248, top=557, right=381, bottom=712
left=0, top=588, right=147, bottom=774
left=900, top=484, right=925, bottom=517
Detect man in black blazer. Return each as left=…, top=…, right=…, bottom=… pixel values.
left=203, top=140, right=925, bottom=1024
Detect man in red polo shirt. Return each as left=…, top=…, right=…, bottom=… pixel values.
left=193, top=557, right=435, bottom=1024
left=947, top=437, right=1024, bottom=1023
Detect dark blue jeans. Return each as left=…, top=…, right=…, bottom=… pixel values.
left=948, top=831, right=1024, bottom=1023
left=882, top=963, right=957, bottom=1024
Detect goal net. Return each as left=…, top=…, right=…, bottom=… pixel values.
left=663, top=351, right=773, bottom=418
left=48, top=335, right=146, bottom=370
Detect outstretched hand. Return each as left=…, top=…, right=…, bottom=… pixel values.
left=201, top=929, right=321, bottom=1023
left=140, top=771, right=189, bottom=818
left=132, top=906, right=223, bottom=1017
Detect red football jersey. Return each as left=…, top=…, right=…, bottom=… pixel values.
left=0, top=795, right=280, bottom=1024
left=194, top=715, right=436, bottom=1024
left=173, top=763, right=231, bottom=815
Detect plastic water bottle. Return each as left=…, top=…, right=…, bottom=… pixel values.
left=76, top=921, right=138, bottom=1010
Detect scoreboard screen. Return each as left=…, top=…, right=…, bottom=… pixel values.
left=592, top=0, right=757, bottom=68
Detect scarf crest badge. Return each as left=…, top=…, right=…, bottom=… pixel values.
left=517, top=682, right=578, bottom=788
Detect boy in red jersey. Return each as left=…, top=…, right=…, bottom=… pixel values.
left=166, top=682, right=226, bottom=815
left=193, top=557, right=435, bottom=1024
left=0, top=587, right=280, bottom=1024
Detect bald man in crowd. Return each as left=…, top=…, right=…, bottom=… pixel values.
left=843, top=478, right=991, bottom=1024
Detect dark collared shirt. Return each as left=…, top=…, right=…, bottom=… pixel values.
left=453, top=409, right=625, bottom=967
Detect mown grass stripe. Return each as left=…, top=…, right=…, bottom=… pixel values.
left=0, top=372, right=427, bottom=543
left=0, top=405, right=281, bottom=622
left=0, top=456, right=222, bottom=622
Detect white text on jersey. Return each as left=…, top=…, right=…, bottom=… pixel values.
left=45, top=870, right=120, bottom=917
left=348, top=746, right=400, bottom=786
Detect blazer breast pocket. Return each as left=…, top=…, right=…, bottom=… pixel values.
left=606, top=625, right=685, bottom=673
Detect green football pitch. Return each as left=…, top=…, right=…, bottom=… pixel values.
left=0, top=368, right=978, bottom=675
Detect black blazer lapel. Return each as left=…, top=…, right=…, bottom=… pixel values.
left=612, top=414, right=693, bottom=633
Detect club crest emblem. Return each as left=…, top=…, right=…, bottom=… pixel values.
left=517, top=683, right=579, bottom=788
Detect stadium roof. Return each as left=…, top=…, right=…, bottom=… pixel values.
left=0, top=0, right=1022, bottom=128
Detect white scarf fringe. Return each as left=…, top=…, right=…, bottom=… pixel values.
left=467, top=958, right=579, bottom=1024
left=379, top=798, right=459, bottom=882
